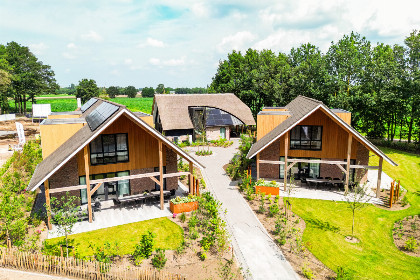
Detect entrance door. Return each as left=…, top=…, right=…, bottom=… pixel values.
left=220, top=127, right=226, bottom=139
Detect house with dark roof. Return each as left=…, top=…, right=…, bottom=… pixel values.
left=247, top=95, right=397, bottom=197
left=28, top=98, right=204, bottom=229
left=152, top=94, right=256, bottom=142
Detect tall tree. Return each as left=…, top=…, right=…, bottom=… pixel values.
left=155, top=84, right=166, bottom=94
left=2, top=42, right=58, bottom=114
left=76, top=79, right=99, bottom=103
left=141, top=87, right=155, bottom=97
left=125, top=86, right=137, bottom=98
left=0, top=53, right=12, bottom=114
left=106, top=86, right=119, bottom=99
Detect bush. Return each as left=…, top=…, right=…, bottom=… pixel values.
left=302, top=264, right=314, bottom=279
left=226, top=134, right=255, bottom=179
left=179, top=212, right=186, bottom=223
left=401, top=196, right=409, bottom=207
left=268, top=204, right=280, bottom=217
left=368, top=138, right=420, bottom=154
left=152, top=249, right=167, bottom=270
left=89, top=241, right=120, bottom=263
left=404, top=236, right=419, bottom=252
left=196, top=150, right=213, bottom=156
left=133, top=231, right=156, bottom=262
left=171, top=194, right=197, bottom=205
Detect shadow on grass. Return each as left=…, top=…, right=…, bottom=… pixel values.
left=307, top=218, right=340, bottom=233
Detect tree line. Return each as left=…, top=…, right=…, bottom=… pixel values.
left=210, top=31, right=420, bottom=143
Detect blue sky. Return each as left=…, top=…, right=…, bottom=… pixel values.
left=0, top=0, right=419, bottom=88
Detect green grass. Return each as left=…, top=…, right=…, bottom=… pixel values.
left=110, top=97, right=153, bottom=114
left=8, top=97, right=153, bottom=114
left=45, top=217, right=183, bottom=258
left=290, top=146, right=420, bottom=280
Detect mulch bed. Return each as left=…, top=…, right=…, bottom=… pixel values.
left=374, top=189, right=410, bottom=211
left=393, top=215, right=420, bottom=257
left=242, top=190, right=336, bottom=280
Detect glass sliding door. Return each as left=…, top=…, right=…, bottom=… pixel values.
left=117, top=171, right=130, bottom=198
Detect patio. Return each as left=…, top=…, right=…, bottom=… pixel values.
left=47, top=181, right=188, bottom=239
left=256, top=169, right=398, bottom=206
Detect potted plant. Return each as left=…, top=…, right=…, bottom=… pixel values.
left=169, top=194, right=199, bottom=214
left=255, top=179, right=280, bottom=195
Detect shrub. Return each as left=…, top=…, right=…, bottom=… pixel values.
left=226, top=134, right=255, bottom=179
left=404, top=236, right=419, bottom=252
left=199, top=251, right=207, bottom=261
left=171, top=194, right=197, bottom=205
left=276, top=238, right=286, bottom=245
left=179, top=212, right=187, bottom=223
left=152, top=249, right=167, bottom=270
left=89, top=241, right=120, bottom=263
left=196, top=150, right=213, bottom=156
left=133, top=231, right=155, bottom=262
left=176, top=240, right=187, bottom=255
left=302, top=264, right=314, bottom=279
left=401, top=196, right=409, bottom=207
left=258, top=200, right=266, bottom=214
left=268, top=204, right=280, bottom=217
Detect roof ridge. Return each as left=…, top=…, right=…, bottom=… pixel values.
left=96, top=97, right=127, bottom=108
left=296, top=95, right=323, bottom=104
left=155, top=93, right=234, bottom=96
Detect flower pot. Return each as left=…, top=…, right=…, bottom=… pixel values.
left=255, top=185, right=279, bottom=196
left=170, top=201, right=199, bottom=214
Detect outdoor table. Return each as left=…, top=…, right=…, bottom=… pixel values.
left=306, top=178, right=343, bottom=189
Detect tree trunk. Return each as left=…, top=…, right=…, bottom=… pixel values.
left=408, top=117, right=414, bottom=143
left=65, top=233, right=69, bottom=258
left=352, top=209, right=355, bottom=237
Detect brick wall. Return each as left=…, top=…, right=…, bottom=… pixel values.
left=166, top=148, right=178, bottom=191
left=49, top=156, right=81, bottom=204
left=355, top=142, right=369, bottom=184
left=259, top=139, right=280, bottom=179
left=320, top=159, right=344, bottom=179
left=206, top=126, right=230, bottom=141
left=130, top=168, right=155, bottom=194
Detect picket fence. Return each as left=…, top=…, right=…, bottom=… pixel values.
left=0, top=247, right=185, bottom=280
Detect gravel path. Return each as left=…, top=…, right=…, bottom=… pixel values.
left=187, top=140, right=299, bottom=280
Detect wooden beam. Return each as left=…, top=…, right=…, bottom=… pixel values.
left=376, top=157, right=383, bottom=198
left=256, top=153, right=260, bottom=180
left=335, top=164, right=346, bottom=173
left=90, top=182, right=103, bottom=196
left=345, top=134, right=352, bottom=193
left=150, top=176, right=159, bottom=185
left=350, top=165, right=379, bottom=169
left=259, top=160, right=285, bottom=165
left=44, top=180, right=52, bottom=230
left=83, top=146, right=93, bottom=223
left=159, top=140, right=164, bottom=210
left=286, top=161, right=298, bottom=172
left=48, top=171, right=191, bottom=194
left=284, top=131, right=289, bottom=191
left=189, top=161, right=194, bottom=194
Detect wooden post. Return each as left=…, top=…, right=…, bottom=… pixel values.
left=83, top=146, right=93, bottom=223
left=376, top=157, right=383, bottom=198
left=44, top=180, right=52, bottom=230
left=345, top=134, right=352, bottom=193
left=189, top=161, right=193, bottom=194
left=196, top=178, right=200, bottom=196
left=389, top=181, right=394, bottom=208
left=284, top=131, right=289, bottom=191
left=256, top=153, right=260, bottom=180
left=158, top=141, right=164, bottom=210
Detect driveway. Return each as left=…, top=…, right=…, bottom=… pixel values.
left=187, top=140, right=299, bottom=280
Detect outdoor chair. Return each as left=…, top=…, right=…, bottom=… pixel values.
left=325, top=181, right=334, bottom=190
left=300, top=176, right=308, bottom=186
left=113, top=198, right=121, bottom=207
left=93, top=199, right=101, bottom=212
left=325, top=177, right=332, bottom=180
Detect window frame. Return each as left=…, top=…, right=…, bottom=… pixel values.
left=89, top=133, right=129, bottom=166
left=289, top=125, right=323, bottom=151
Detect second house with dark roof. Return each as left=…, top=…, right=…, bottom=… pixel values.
left=247, top=95, right=397, bottom=197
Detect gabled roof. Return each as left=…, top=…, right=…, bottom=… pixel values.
left=247, top=95, right=397, bottom=166
left=153, top=93, right=256, bottom=131
left=27, top=98, right=205, bottom=191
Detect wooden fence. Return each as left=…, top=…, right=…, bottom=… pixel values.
left=389, top=179, right=401, bottom=208
left=0, top=247, right=185, bottom=280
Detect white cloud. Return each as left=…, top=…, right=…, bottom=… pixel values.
left=62, top=52, right=76, bottom=60
left=67, top=43, right=77, bottom=49
left=29, top=42, right=48, bottom=55
left=124, top=58, right=133, bottom=65
left=217, top=31, right=256, bottom=53
left=81, top=30, right=103, bottom=42
left=149, top=57, right=186, bottom=66
left=149, top=58, right=161, bottom=65
left=138, top=38, right=165, bottom=48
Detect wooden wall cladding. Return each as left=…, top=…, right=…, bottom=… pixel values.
left=41, top=123, right=85, bottom=159
left=77, top=114, right=167, bottom=175
left=47, top=114, right=80, bottom=119
left=257, top=114, right=290, bottom=140
left=334, top=112, right=351, bottom=125
left=277, top=109, right=359, bottom=159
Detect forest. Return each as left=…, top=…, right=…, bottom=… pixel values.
left=210, top=31, right=420, bottom=143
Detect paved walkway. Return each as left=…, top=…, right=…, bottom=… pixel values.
left=47, top=183, right=188, bottom=238
left=186, top=141, right=299, bottom=280
left=0, top=268, right=71, bottom=280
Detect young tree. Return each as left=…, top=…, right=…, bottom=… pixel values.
left=106, top=86, right=119, bottom=99
left=141, top=87, right=155, bottom=97
left=47, top=193, right=80, bottom=257
left=76, top=79, right=100, bottom=103
left=0, top=192, right=27, bottom=246
left=344, top=184, right=371, bottom=239
left=155, top=84, right=165, bottom=94
left=125, top=86, right=137, bottom=98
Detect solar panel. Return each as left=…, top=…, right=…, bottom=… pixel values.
left=86, top=102, right=119, bottom=131
left=81, top=98, right=98, bottom=112
left=205, top=108, right=234, bottom=126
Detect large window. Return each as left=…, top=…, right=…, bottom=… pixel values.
left=279, top=157, right=320, bottom=179
left=80, top=171, right=130, bottom=203
left=90, top=133, right=129, bottom=165
left=290, top=125, right=322, bottom=150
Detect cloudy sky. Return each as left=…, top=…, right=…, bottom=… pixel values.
left=0, top=0, right=419, bottom=88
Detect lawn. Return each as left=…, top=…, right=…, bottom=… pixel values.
left=290, top=146, right=420, bottom=280
left=45, top=217, right=183, bottom=258
left=8, top=97, right=154, bottom=114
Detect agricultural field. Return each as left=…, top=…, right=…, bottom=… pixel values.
left=8, top=96, right=154, bottom=114
left=290, top=147, right=420, bottom=279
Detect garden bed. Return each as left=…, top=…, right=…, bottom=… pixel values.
left=255, top=185, right=279, bottom=196
left=393, top=215, right=420, bottom=257
left=170, top=201, right=199, bottom=214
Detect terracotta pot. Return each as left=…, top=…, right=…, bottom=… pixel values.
left=170, top=201, right=199, bottom=214
left=255, top=185, right=279, bottom=196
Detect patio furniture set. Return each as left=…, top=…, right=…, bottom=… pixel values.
left=301, top=176, right=348, bottom=191
left=112, top=190, right=175, bottom=208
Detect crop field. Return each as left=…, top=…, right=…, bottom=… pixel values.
left=8, top=96, right=154, bottom=114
